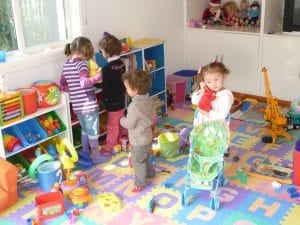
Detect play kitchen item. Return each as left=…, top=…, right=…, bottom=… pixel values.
left=37, top=161, right=62, bottom=192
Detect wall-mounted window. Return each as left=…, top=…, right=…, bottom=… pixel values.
left=0, top=0, right=83, bottom=53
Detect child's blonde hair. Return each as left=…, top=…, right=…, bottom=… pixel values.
left=64, top=36, right=94, bottom=59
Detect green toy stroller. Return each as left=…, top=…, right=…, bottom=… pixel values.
left=181, top=120, right=230, bottom=210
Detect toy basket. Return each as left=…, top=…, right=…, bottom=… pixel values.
left=158, top=132, right=179, bottom=158
left=166, top=75, right=187, bottom=106
left=15, top=118, right=48, bottom=146
left=15, top=88, right=38, bottom=115
left=38, top=111, right=66, bottom=137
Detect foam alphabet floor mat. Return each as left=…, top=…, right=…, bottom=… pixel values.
left=1, top=118, right=300, bottom=225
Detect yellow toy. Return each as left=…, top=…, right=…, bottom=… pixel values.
left=97, top=192, right=121, bottom=213
left=69, top=187, right=90, bottom=206
left=88, top=59, right=101, bottom=78
left=260, top=67, right=292, bottom=143
left=56, top=138, right=78, bottom=179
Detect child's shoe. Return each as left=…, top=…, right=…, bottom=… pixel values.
left=100, top=146, right=113, bottom=156
left=132, top=185, right=145, bottom=193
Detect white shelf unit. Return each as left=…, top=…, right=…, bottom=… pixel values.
left=0, top=92, right=72, bottom=159
left=184, top=0, right=300, bottom=100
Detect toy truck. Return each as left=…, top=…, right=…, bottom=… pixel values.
left=286, top=111, right=300, bottom=130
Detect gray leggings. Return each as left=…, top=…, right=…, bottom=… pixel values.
left=131, top=144, right=155, bottom=186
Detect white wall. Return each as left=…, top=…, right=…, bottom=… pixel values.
left=1, top=0, right=185, bottom=90
left=85, top=0, right=185, bottom=76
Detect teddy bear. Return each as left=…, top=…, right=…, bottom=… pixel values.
left=201, top=0, right=222, bottom=25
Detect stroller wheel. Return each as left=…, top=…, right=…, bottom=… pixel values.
left=181, top=193, right=188, bottom=206
left=210, top=198, right=219, bottom=210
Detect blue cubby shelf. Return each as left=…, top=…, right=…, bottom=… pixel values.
left=95, top=38, right=167, bottom=119
left=144, top=43, right=165, bottom=69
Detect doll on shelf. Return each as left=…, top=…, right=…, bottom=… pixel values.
left=222, top=1, right=239, bottom=26
left=201, top=0, right=222, bottom=25
left=249, top=1, right=260, bottom=26
left=239, top=0, right=250, bottom=26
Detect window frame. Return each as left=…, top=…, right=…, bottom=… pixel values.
left=0, top=0, right=87, bottom=73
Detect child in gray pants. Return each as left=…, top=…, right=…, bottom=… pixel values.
left=120, top=69, right=156, bottom=193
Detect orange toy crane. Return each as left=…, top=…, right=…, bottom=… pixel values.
left=260, top=67, right=292, bottom=143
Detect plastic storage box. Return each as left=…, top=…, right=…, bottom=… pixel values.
left=38, top=111, right=66, bottom=137
left=15, top=118, right=48, bottom=146
left=166, top=75, right=187, bottom=106
left=174, top=70, right=197, bottom=95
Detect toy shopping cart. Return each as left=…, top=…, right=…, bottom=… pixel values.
left=181, top=120, right=230, bottom=210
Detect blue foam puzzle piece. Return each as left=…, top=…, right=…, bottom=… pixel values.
left=240, top=101, right=251, bottom=111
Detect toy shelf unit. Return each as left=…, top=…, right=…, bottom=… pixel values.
left=184, top=0, right=262, bottom=34
left=0, top=93, right=72, bottom=159
left=95, top=38, right=167, bottom=117
left=132, top=38, right=167, bottom=117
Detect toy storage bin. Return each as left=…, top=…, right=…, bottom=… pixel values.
left=166, top=75, right=187, bottom=106
left=7, top=154, right=31, bottom=175
left=37, top=111, right=66, bottom=137
left=3, top=126, right=28, bottom=153
left=15, top=88, right=38, bottom=115
left=14, top=118, right=48, bottom=146
left=158, top=132, right=179, bottom=158
left=72, top=124, right=82, bottom=147
left=174, top=70, right=197, bottom=95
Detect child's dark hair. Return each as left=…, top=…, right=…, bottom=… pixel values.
left=122, top=69, right=152, bottom=95
left=98, top=34, right=122, bottom=57
left=199, top=62, right=230, bottom=80
left=64, top=36, right=94, bottom=59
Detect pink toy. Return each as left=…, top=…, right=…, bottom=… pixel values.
left=189, top=19, right=200, bottom=28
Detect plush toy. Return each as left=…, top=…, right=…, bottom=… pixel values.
left=249, top=1, right=260, bottom=26
left=201, top=0, right=222, bottom=25
left=88, top=59, right=101, bottom=81
left=239, top=0, right=250, bottom=26
left=222, top=1, right=239, bottom=26
left=198, top=85, right=216, bottom=112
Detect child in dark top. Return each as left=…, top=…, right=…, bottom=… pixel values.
left=98, top=34, right=127, bottom=155
left=60, top=36, right=109, bottom=165
left=120, top=69, right=156, bottom=193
